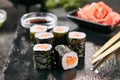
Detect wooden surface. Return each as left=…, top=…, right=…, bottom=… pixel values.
left=2, top=8, right=120, bottom=80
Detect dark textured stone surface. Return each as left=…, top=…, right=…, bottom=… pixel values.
left=3, top=12, right=120, bottom=80
left=0, top=0, right=120, bottom=80
left=0, top=0, right=53, bottom=78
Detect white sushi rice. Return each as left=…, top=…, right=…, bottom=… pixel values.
left=53, top=26, right=69, bottom=33
left=30, top=25, right=47, bottom=33
left=33, top=44, right=52, bottom=51
left=62, top=52, right=78, bottom=70
left=68, top=31, right=86, bottom=39
left=35, top=32, right=54, bottom=39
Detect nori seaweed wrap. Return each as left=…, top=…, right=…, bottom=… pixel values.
left=35, top=32, right=54, bottom=44
left=30, top=25, right=47, bottom=45
left=33, top=61, right=52, bottom=70
left=68, top=31, right=86, bottom=69
left=33, top=44, right=54, bottom=70
left=55, top=45, right=78, bottom=70
left=53, top=26, right=69, bottom=45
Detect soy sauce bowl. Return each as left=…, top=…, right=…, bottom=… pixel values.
left=20, top=12, right=58, bottom=29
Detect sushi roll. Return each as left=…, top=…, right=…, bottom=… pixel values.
left=55, top=45, right=78, bottom=70
left=35, top=32, right=54, bottom=44
left=33, top=61, right=51, bottom=70
left=33, top=55, right=52, bottom=64
left=33, top=44, right=54, bottom=70
left=68, top=31, right=86, bottom=69
left=68, top=31, right=86, bottom=56
left=53, top=26, right=69, bottom=45
left=30, top=25, right=47, bottom=44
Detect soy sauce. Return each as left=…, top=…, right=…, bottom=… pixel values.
left=29, top=19, right=50, bottom=24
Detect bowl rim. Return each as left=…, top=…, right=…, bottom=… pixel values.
left=20, top=12, right=58, bottom=29
left=0, top=9, right=7, bottom=20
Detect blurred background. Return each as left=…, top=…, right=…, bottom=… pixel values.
left=0, top=0, right=120, bottom=78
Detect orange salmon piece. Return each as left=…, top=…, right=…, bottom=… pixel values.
left=66, top=56, right=77, bottom=67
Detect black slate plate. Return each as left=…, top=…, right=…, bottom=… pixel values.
left=3, top=24, right=77, bottom=80
left=3, top=16, right=120, bottom=80
left=67, top=9, right=120, bottom=34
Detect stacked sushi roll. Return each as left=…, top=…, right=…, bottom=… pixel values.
left=55, top=45, right=78, bottom=70
left=68, top=31, right=86, bottom=56
left=68, top=31, right=86, bottom=68
left=30, top=25, right=47, bottom=44
left=33, top=44, right=54, bottom=70
left=53, top=26, right=69, bottom=45
left=35, top=32, right=54, bottom=44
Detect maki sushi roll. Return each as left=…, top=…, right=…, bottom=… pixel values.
left=55, top=45, right=78, bottom=70
left=68, top=31, right=86, bottom=56
left=30, top=25, right=47, bottom=44
left=68, top=31, right=86, bottom=69
left=35, top=32, right=54, bottom=44
left=33, top=44, right=54, bottom=70
left=53, top=26, right=69, bottom=45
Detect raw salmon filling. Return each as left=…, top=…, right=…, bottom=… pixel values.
left=72, top=33, right=81, bottom=37
left=66, top=56, right=77, bottom=67
left=35, top=32, right=54, bottom=39
left=53, top=26, right=69, bottom=33
left=62, top=52, right=78, bottom=70
left=69, top=32, right=86, bottom=39
left=37, top=44, right=49, bottom=50
left=33, top=44, right=52, bottom=51
left=30, top=25, right=47, bottom=33
left=40, top=33, right=51, bottom=38
left=36, top=26, right=45, bottom=31
left=55, top=27, right=63, bottom=32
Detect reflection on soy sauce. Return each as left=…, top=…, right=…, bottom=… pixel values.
left=34, top=68, right=77, bottom=80
left=35, top=69, right=62, bottom=80
left=29, top=18, right=50, bottom=24
left=62, top=69, right=77, bottom=80
left=33, top=70, right=52, bottom=80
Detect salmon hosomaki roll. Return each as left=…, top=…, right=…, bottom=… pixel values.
left=68, top=31, right=86, bottom=57
left=68, top=31, right=86, bottom=69
left=33, top=44, right=54, bottom=70
left=35, top=32, right=54, bottom=44
left=30, top=25, right=47, bottom=44
left=55, top=45, right=78, bottom=70
left=53, top=26, right=69, bottom=45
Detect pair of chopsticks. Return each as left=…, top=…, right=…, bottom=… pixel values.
left=91, top=31, right=120, bottom=70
